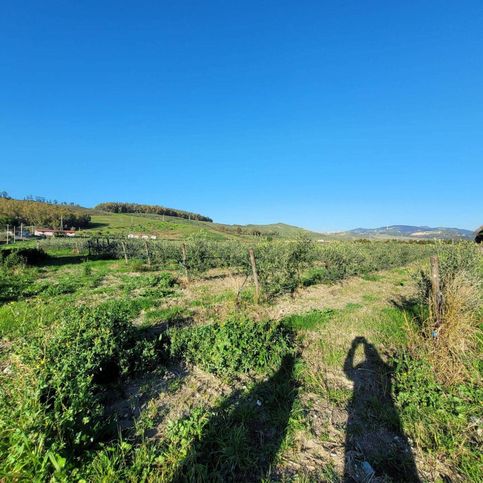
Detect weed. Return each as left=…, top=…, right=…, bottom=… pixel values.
left=393, top=353, right=482, bottom=480
left=169, top=319, right=293, bottom=378
left=0, top=299, right=168, bottom=478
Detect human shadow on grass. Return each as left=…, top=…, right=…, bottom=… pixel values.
left=343, top=337, right=420, bottom=482
left=172, top=354, right=299, bottom=482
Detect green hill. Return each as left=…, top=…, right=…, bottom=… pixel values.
left=0, top=197, right=323, bottom=241
left=83, top=211, right=324, bottom=240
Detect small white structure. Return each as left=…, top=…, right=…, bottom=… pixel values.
left=34, top=228, right=76, bottom=237
left=127, top=233, right=157, bottom=240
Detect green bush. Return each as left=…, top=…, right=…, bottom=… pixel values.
left=0, top=299, right=166, bottom=479
left=169, top=319, right=293, bottom=378
left=0, top=255, right=38, bottom=303
left=254, top=236, right=316, bottom=298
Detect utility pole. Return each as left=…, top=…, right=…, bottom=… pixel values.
left=20, top=223, right=23, bottom=240
left=60, top=215, right=64, bottom=231
left=6, top=224, right=9, bottom=244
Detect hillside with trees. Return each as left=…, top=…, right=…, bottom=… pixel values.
left=0, top=197, right=91, bottom=229
left=95, top=202, right=213, bottom=222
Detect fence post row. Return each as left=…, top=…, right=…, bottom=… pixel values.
left=248, top=248, right=260, bottom=303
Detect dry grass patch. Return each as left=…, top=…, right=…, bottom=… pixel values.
left=407, top=271, right=482, bottom=386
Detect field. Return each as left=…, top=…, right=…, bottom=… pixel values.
left=0, top=238, right=481, bottom=482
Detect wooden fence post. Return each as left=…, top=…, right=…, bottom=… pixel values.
left=144, top=240, right=151, bottom=267
left=430, top=255, right=443, bottom=336
left=121, top=241, right=129, bottom=263
left=248, top=248, right=260, bottom=303
left=181, top=243, right=189, bottom=282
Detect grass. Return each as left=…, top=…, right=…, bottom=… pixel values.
left=0, top=242, right=480, bottom=481
left=282, top=309, right=335, bottom=331
left=361, top=273, right=382, bottom=282
left=361, top=293, right=378, bottom=302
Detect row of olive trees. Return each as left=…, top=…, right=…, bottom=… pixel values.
left=75, top=236, right=437, bottom=300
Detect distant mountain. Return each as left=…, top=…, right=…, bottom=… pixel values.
left=343, top=225, right=474, bottom=240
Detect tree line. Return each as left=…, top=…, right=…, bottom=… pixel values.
left=0, top=198, right=91, bottom=229
left=0, top=191, right=79, bottom=206
left=95, top=201, right=213, bottom=222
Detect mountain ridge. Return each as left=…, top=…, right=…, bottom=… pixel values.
left=341, top=225, right=474, bottom=240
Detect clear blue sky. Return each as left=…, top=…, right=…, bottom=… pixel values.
left=1, top=1, right=482, bottom=231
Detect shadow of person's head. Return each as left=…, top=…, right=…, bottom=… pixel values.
left=346, top=336, right=384, bottom=371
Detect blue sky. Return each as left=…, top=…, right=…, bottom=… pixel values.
left=1, top=1, right=481, bottom=231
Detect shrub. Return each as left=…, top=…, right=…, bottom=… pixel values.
left=169, top=319, right=293, bottom=378
left=254, top=236, right=316, bottom=298
left=0, top=299, right=166, bottom=481
left=0, top=254, right=38, bottom=303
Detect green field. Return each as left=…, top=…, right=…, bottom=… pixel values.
left=0, top=240, right=481, bottom=481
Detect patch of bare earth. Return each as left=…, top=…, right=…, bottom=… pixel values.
left=267, top=269, right=416, bottom=321
left=106, top=363, right=235, bottom=438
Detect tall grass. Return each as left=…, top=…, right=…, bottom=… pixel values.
left=394, top=242, right=482, bottom=479
left=410, top=242, right=482, bottom=385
